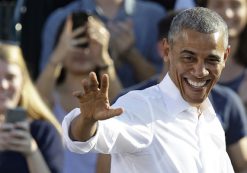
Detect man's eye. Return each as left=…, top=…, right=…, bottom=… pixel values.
left=207, top=58, right=221, bottom=64
left=182, top=56, right=194, bottom=62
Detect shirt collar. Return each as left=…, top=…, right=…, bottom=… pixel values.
left=158, top=74, right=216, bottom=120
left=200, top=98, right=216, bottom=121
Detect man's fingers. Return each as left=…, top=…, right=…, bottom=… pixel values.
left=77, top=72, right=99, bottom=96
left=89, top=72, right=99, bottom=91
left=76, top=72, right=107, bottom=100
left=106, top=108, right=124, bottom=118
left=82, top=79, right=90, bottom=94
left=111, top=108, right=124, bottom=116
left=96, top=108, right=124, bottom=120
left=100, top=74, right=109, bottom=96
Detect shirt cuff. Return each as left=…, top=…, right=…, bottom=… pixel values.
left=62, top=108, right=98, bottom=154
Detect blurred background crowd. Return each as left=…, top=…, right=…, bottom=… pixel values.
left=0, top=0, right=247, bottom=173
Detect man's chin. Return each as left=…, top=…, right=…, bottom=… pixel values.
left=184, top=95, right=206, bottom=107
left=188, top=101, right=203, bottom=108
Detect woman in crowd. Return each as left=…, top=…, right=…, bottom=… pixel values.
left=0, top=42, right=64, bottom=173
left=36, top=15, right=122, bottom=173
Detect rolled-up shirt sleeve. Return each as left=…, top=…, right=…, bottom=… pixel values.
left=62, top=92, right=154, bottom=155
left=62, top=108, right=99, bottom=153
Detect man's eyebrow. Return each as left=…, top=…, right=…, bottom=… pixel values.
left=180, top=50, right=196, bottom=55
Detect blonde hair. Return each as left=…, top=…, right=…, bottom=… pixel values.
left=0, top=42, right=61, bottom=133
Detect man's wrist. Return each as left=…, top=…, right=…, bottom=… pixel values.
left=69, top=115, right=98, bottom=142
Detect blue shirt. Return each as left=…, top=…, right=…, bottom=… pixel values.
left=40, top=0, right=165, bottom=87
left=117, top=75, right=247, bottom=146
left=218, top=70, right=247, bottom=93
left=0, top=120, right=64, bottom=173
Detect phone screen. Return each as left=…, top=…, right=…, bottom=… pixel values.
left=6, top=107, right=27, bottom=123
left=72, top=11, right=89, bottom=48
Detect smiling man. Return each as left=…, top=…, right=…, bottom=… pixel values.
left=62, top=7, right=234, bottom=173
left=164, top=22, right=229, bottom=107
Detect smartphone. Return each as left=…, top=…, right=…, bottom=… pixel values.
left=72, top=11, right=89, bottom=48
left=6, top=107, right=27, bottom=123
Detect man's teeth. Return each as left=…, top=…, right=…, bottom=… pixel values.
left=187, top=79, right=206, bottom=88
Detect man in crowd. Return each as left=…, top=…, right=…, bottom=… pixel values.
left=62, top=7, right=234, bottom=173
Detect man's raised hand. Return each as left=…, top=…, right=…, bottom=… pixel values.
left=70, top=72, right=123, bottom=141
left=73, top=72, right=123, bottom=123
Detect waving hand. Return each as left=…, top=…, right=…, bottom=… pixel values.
left=70, top=72, right=123, bottom=141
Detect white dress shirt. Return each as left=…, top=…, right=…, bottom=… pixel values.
left=62, top=74, right=234, bottom=173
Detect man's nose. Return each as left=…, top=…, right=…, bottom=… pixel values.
left=192, top=62, right=209, bottom=78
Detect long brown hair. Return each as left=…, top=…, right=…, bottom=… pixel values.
left=0, top=42, right=61, bottom=133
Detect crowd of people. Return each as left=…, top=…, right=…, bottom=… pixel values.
left=0, top=0, right=247, bottom=173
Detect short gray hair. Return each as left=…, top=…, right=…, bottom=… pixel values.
left=168, top=7, right=228, bottom=48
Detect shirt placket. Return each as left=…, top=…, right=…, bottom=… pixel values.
left=189, top=107, right=204, bottom=172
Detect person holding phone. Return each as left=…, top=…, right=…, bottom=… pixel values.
left=0, top=42, right=64, bottom=173
left=40, top=0, right=165, bottom=88
left=36, top=15, right=122, bottom=173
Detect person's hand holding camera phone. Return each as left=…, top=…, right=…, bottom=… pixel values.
left=0, top=108, right=38, bottom=156
left=72, top=12, right=89, bottom=48
left=50, top=12, right=113, bottom=71
left=86, top=15, right=112, bottom=66
left=49, top=12, right=90, bottom=66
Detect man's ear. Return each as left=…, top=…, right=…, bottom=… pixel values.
left=157, top=40, right=164, bottom=58
left=224, top=45, right=231, bottom=62
left=162, top=38, right=170, bottom=63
